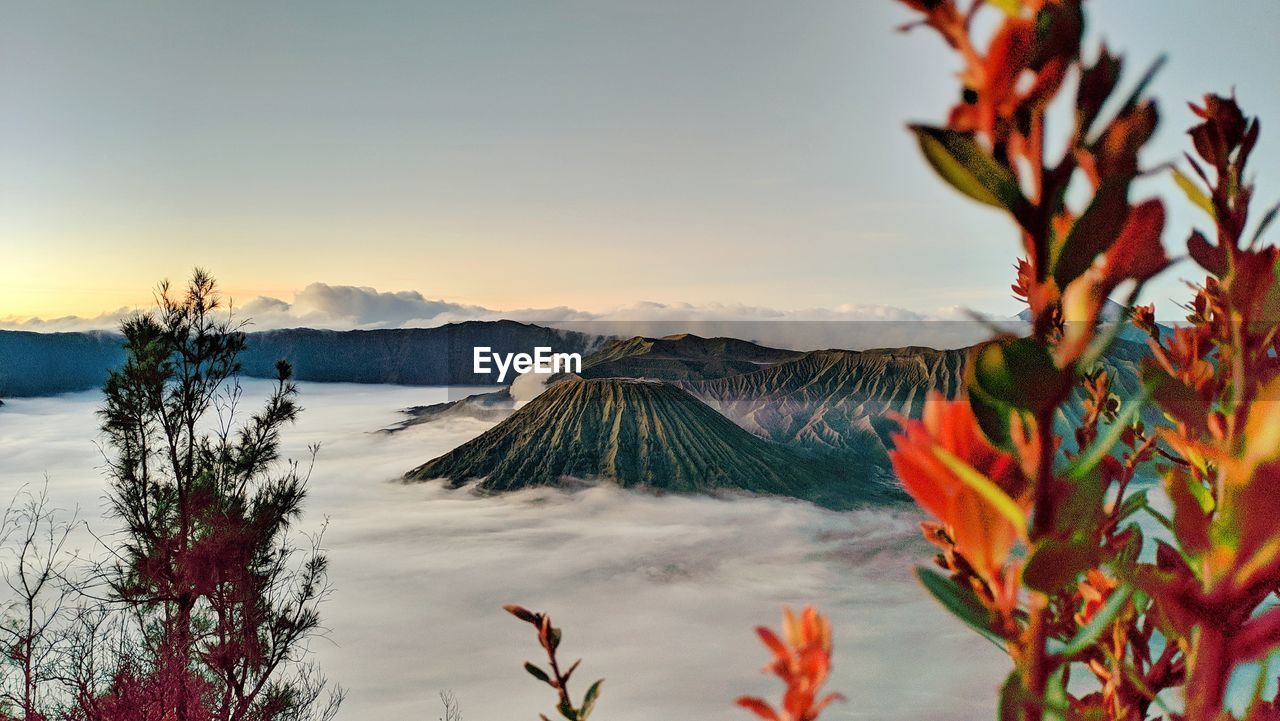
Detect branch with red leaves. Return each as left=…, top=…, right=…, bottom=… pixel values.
left=737, top=607, right=844, bottom=721
left=504, top=604, right=603, bottom=721
left=891, top=1, right=1280, bottom=719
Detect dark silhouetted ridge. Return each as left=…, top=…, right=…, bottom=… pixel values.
left=0, top=321, right=606, bottom=397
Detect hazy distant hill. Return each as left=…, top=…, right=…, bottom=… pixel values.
left=0, top=330, right=127, bottom=398
left=405, top=377, right=892, bottom=509
left=388, top=388, right=514, bottom=431
left=0, top=321, right=605, bottom=398
left=681, top=340, right=1148, bottom=461
left=579, top=334, right=804, bottom=382
left=239, top=321, right=603, bottom=386
left=678, top=346, right=968, bottom=457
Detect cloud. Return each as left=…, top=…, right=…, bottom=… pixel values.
left=289, top=283, right=489, bottom=328
left=232, top=283, right=489, bottom=330
left=0, top=307, right=136, bottom=333
left=0, top=382, right=1003, bottom=721
left=508, top=370, right=552, bottom=406
left=1, top=283, right=1004, bottom=349
left=239, top=296, right=291, bottom=315
left=514, top=301, right=996, bottom=351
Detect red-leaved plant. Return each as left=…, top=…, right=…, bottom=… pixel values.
left=893, top=1, right=1280, bottom=719
left=504, top=604, right=604, bottom=721
left=737, top=607, right=844, bottom=721
left=501, top=3, right=1280, bottom=720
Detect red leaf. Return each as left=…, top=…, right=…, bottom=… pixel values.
left=755, top=627, right=789, bottom=660
left=1187, top=230, right=1225, bottom=276
left=736, top=697, right=781, bottom=721
left=1104, top=199, right=1168, bottom=285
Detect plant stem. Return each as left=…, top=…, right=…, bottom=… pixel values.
left=1024, top=408, right=1059, bottom=718
left=1024, top=597, right=1051, bottom=719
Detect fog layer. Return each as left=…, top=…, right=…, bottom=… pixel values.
left=0, top=382, right=1002, bottom=720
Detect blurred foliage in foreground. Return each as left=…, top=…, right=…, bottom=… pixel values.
left=890, top=1, right=1280, bottom=719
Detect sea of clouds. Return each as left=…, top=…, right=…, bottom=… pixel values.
left=1, top=282, right=1008, bottom=351
left=0, top=380, right=1004, bottom=720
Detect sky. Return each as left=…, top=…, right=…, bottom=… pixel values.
left=3, top=1, right=1279, bottom=324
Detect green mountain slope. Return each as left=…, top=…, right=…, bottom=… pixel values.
left=678, top=347, right=969, bottom=455
left=405, top=377, right=890, bottom=509
left=393, top=332, right=803, bottom=431
left=677, top=340, right=1149, bottom=459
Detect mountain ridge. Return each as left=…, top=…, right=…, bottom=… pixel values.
left=405, top=376, right=890, bottom=509
left=0, top=321, right=607, bottom=397
left=578, top=334, right=804, bottom=382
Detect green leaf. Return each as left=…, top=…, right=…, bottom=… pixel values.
left=1262, top=252, right=1280, bottom=323
left=1062, top=584, right=1136, bottom=657
left=1044, top=665, right=1070, bottom=721
left=1183, top=472, right=1215, bottom=514
left=987, top=0, right=1023, bottom=16
left=1172, top=167, right=1215, bottom=218
left=1103, top=55, right=1167, bottom=136
left=972, top=338, right=1070, bottom=414
left=998, top=669, right=1027, bottom=721
left=932, top=447, right=1029, bottom=540
left=916, top=567, right=1005, bottom=644
left=1251, top=201, right=1280, bottom=246
left=562, top=659, right=581, bottom=685
left=1066, top=389, right=1149, bottom=482
left=548, top=626, right=562, bottom=652
left=1116, top=490, right=1149, bottom=522
left=972, top=342, right=1019, bottom=403
left=580, top=680, right=603, bottom=719
left=968, top=382, right=1015, bottom=449
left=1143, top=503, right=1175, bottom=532
left=1057, top=467, right=1106, bottom=531
left=912, top=125, right=1028, bottom=216
left=524, top=662, right=552, bottom=685
left=557, top=698, right=578, bottom=721
left=1114, top=522, right=1145, bottom=566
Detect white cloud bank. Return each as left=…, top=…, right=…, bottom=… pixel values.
left=3, top=283, right=1002, bottom=350
left=0, top=381, right=1004, bottom=721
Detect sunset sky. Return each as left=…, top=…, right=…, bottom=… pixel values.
left=3, top=1, right=1279, bottom=324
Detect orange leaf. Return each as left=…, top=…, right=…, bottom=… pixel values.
left=756, top=627, right=789, bottom=660
left=736, top=697, right=781, bottom=721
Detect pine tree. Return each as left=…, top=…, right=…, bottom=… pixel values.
left=96, top=269, right=341, bottom=721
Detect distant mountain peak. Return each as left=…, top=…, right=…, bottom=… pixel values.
left=578, top=333, right=803, bottom=382
left=404, top=376, right=887, bottom=508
